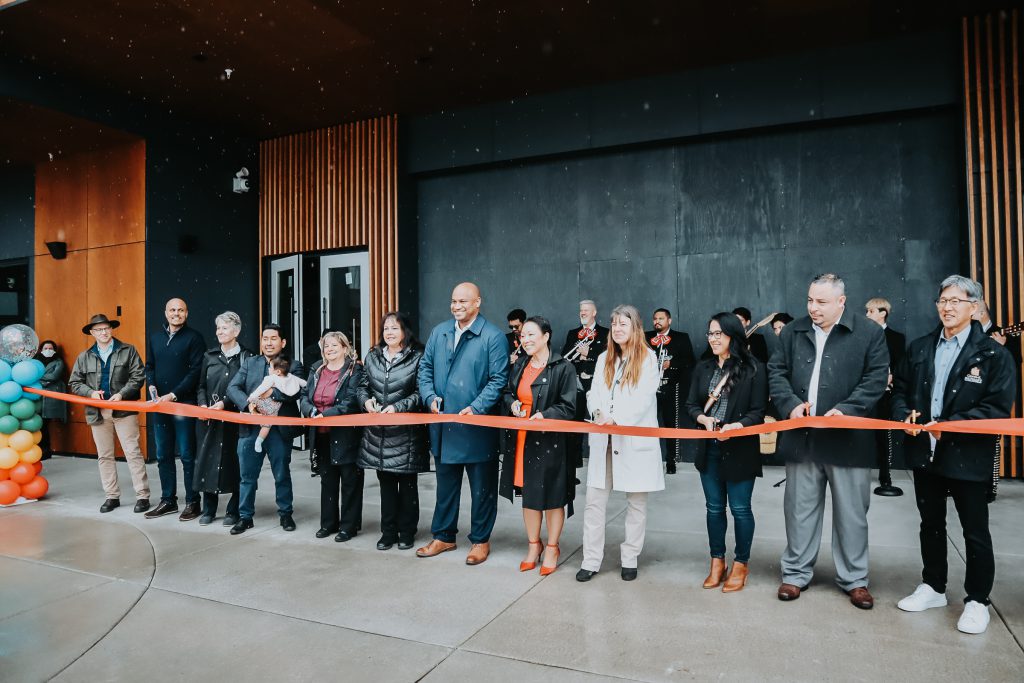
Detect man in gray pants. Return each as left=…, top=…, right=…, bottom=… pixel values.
left=768, top=273, right=889, bottom=609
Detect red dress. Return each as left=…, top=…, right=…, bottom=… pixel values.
left=514, top=362, right=544, bottom=488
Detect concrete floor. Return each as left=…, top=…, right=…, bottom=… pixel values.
left=1, top=455, right=1022, bottom=682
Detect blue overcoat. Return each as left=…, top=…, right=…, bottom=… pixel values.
left=418, top=315, right=509, bottom=464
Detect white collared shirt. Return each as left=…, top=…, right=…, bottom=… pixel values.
left=807, top=323, right=831, bottom=416
left=453, top=318, right=473, bottom=349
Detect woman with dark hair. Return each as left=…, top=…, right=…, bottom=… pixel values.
left=499, top=316, right=577, bottom=576
left=576, top=304, right=663, bottom=583
left=356, top=312, right=429, bottom=550
left=686, top=312, right=768, bottom=593
left=35, top=339, right=68, bottom=459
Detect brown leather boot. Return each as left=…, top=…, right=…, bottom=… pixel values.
left=722, top=561, right=748, bottom=592
left=703, top=557, right=727, bottom=589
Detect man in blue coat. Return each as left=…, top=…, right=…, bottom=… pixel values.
left=417, top=282, right=509, bottom=565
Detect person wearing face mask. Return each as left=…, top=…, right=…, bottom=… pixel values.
left=562, top=299, right=608, bottom=468
left=768, top=273, right=889, bottom=610
left=356, top=313, right=428, bottom=551
left=499, top=316, right=577, bottom=576
left=35, top=339, right=68, bottom=459
left=576, top=304, right=663, bottom=583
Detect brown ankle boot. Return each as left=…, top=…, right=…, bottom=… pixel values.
left=722, top=561, right=748, bottom=592
left=703, top=557, right=727, bottom=589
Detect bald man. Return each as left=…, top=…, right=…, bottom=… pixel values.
left=417, top=282, right=509, bottom=565
left=144, top=297, right=207, bottom=520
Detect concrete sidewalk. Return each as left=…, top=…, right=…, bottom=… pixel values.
left=1, top=455, right=1021, bottom=681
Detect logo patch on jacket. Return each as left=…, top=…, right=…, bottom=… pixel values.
left=964, top=366, right=983, bottom=384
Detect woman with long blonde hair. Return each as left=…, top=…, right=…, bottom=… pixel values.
left=576, top=304, right=664, bottom=583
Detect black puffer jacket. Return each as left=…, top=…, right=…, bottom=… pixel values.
left=356, top=345, right=429, bottom=473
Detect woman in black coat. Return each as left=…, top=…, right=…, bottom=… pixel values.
left=499, top=316, right=577, bottom=576
left=299, top=331, right=365, bottom=542
left=194, top=312, right=254, bottom=526
left=35, top=340, right=68, bottom=459
left=356, top=312, right=429, bottom=551
left=686, top=312, right=768, bottom=593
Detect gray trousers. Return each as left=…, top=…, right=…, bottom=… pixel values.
left=781, top=460, right=871, bottom=591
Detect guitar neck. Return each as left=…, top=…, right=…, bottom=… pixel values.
left=993, top=321, right=1023, bottom=337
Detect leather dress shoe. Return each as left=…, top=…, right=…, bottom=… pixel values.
left=144, top=500, right=179, bottom=519
left=415, top=539, right=457, bottom=558
left=377, top=536, right=396, bottom=551
left=465, top=542, right=490, bottom=565
left=777, top=583, right=806, bottom=601
left=621, top=567, right=638, bottom=581
left=576, top=569, right=597, bottom=582
left=334, top=530, right=355, bottom=542
left=280, top=515, right=296, bottom=532
left=397, top=538, right=415, bottom=550
left=179, top=502, right=201, bottom=522
left=198, top=513, right=214, bottom=526
left=100, top=499, right=120, bottom=513
left=222, top=514, right=238, bottom=527
left=315, top=527, right=338, bottom=539
left=230, top=518, right=254, bottom=535
left=846, top=586, right=874, bottom=610
left=133, top=500, right=150, bottom=513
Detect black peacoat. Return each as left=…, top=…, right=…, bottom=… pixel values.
left=299, top=360, right=364, bottom=466
left=356, top=345, right=429, bottom=473
left=194, top=345, right=254, bottom=494
left=38, top=356, right=68, bottom=422
left=686, top=357, right=768, bottom=481
left=891, top=322, right=1016, bottom=482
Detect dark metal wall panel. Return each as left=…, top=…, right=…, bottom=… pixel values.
left=0, top=167, right=34, bottom=261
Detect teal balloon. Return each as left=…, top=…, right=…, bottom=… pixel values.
left=0, top=360, right=10, bottom=383
left=12, top=359, right=43, bottom=386
left=23, top=382, right=42, bottom=401
left=0, top=401, right=8, bottom=417
left=0, top=415, right=19, bottom=434
left=0, top=380, right=22, bottom=403
left=9, top=398, right=36, bottom=420
left=19, top=414, right=42, bottom=432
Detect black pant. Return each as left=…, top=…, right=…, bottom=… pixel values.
left=914, top=468, right=994, bottom=605
left=657, top=382, right=681, bottom=463
left=201, top=490, right=239, bottom=518
left=377, top=471, right=419, bottom=543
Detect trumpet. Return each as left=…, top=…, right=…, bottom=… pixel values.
left=565, top=328, right=597, bottom=362
left=510, top=339, right=523, bottom=361
left=650, top=333, right=671, bottom=387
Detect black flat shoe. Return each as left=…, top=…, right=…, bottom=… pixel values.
left=230, top=518, right=254, bottom=535
left=100, top=499, right=120, bottom=513
left=222, top=514, right=238, bottom=527
left=397, top=539, right=415, bottom=550
left=315, top=527, right=338, bottom=539
left=377, top=536, right=396, bottom=551
left=280, top=515, right=296, bottom=532
left=621, top=567, right=638, bottom=581
left=133, top=500, right=150, bottom=513
left=335, top=530, right=355, bottom=543
left=576, top=569, right=597, bottom=582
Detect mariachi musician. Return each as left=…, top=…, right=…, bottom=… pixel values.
left=561, top=299, right=608, bottom=467
left=646, top=308, right=696, bottom=474
left=506, top=308, right=527, bottom=365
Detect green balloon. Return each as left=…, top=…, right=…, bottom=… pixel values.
left=0, top=401, right=8, bottom=417
left=19, top=414, right=42, bottom=432
left=9, top=398, right=36, bottom=420
left=0, top=415, right=19, bottom=434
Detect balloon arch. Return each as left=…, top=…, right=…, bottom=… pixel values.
left=0, top=324, right=50, bottom=506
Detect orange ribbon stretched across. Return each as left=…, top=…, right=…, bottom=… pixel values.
left=22, top=387, right=1024, bottom=438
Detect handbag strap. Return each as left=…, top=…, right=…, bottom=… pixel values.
left=702, top=371, right=730, bottom=414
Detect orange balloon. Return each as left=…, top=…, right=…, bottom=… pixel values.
left=0, top=479, right=20, bottom=505
left=9, top=462, right=34, bottom=485
left=0, top=447, right=18, bottom=469
left=8, top=430, right=32, bottom=452
left=19, top=445, right=42, bottom=464
left=33, top=461, right=42, bottom=474
left=20, top=476, right=48, bottom=500
left=0, top=467, right=8, bottom=481
left=32, top=430, right=43, bottom=445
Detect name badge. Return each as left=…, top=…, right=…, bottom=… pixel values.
left=964, top=367, right=983, bottom=384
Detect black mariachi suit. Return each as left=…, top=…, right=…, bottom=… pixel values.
left=561, top=324, right=608, bottom=467
left=645, top=329, right=696, bottom=464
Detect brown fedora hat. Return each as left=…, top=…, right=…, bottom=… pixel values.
left=82, top=313, right=121, bottom=335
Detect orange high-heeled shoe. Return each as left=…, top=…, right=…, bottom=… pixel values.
left=520, top=539, right=542, bottom=571
left=539, top=543, right=560, bottom=576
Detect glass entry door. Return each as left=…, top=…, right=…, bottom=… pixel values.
left=268, top=255, right=302, bottom=356
left=320, top=252, right=370, bottom=359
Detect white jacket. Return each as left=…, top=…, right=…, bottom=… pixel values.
left=248, top=373, right=306, bottom=403
left=586, top=348, right=664, bottom=493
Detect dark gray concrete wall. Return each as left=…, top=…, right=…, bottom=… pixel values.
left=416, top=109, right=962, bottom=351
left=0, top=167, right=35, bottom=262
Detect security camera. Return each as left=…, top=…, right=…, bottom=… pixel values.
left=233, top=167, right=250, bottom=193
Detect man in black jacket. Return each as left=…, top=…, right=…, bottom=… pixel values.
left=645, top=308, right=695, bottom=473
left=561, top=299, right=608, bottom=466
left=144, top=298, right=206, bottom=521
left=506, top=308, right=526, bottom=365
left=226, top=323, right=306, bottom=535
left=768, top=274, right=889, bottom=609
left=733, top=307, right=770, bottom=364
left=865, top=297, right=906, bottom=369
left=892, top=275, right=1016, bottom=635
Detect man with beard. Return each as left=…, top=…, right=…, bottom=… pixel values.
left=646, top=308, right=695, bottom=474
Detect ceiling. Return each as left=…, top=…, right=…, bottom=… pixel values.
left=0, top=0, right=1003, bottom=140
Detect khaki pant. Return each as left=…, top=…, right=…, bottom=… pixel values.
left=91, top=409, right=150, bottom=500
left=581, top=445, right=649, bottom=571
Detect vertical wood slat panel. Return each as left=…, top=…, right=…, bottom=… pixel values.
left=257, top=115, right=400, bottom=341
left=1013, top=9, right=1023, bottom=478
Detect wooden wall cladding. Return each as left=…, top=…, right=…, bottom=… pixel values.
left=962, top=10, right=1024, bottom=478
left=33, top=140, right=147, bottom=457
left=259, top=115, right=398, bottom=337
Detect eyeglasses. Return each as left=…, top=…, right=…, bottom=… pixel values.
left=934, top=298, right=976, bottom=308
left=91, top=326, right=112, bottom=333
left=706, top=331, right=725, bottom=340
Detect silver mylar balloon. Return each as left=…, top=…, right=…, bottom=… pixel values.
left=0, top=324, right=40, bottom=363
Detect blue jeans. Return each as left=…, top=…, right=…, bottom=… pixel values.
left=152, top=413, right=198, bottom=504
left=237, top=428, right=293, bottom=521
left=699, top=442, right=756, bottom=563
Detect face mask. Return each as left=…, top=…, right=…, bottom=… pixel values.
left=41, top=349, right=56, bottom=358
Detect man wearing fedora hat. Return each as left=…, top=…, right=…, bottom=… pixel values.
left=69, top=314, right=151, bottom=513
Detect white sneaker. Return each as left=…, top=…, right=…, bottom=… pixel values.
left=897, top=584, right=948, bottom=612
left=957, top=600, right=990, bottom=634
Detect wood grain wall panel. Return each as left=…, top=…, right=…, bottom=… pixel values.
left=963, top=10, right=1024, bottom=478
left=87, top=141, right=146, bottom=248
left=33, top=155, right=89, bottom=256
left=259, top=115, right=398, bottom=339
